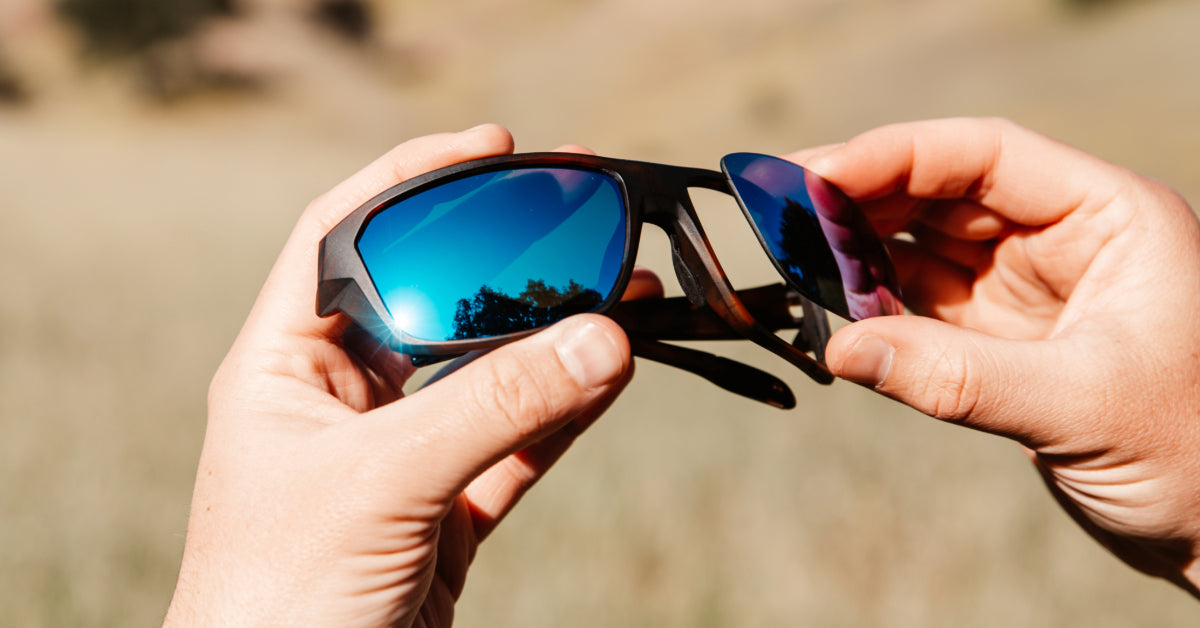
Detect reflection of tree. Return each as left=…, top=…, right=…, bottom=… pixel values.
left=777, top=198, right=848, bottom=314
left=452, top=279, right=603, bottom=339
left=57, top=0, right=236, bottom=57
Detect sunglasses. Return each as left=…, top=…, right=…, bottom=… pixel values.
left=318, top=152, right=902, bottom=408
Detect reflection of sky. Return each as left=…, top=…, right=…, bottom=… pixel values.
left=357, top=168, right=626, bottom=341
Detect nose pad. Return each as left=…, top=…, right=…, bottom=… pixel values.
left=669, top=233, right=708, bottom=308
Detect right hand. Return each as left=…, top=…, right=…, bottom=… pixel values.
left=795, top=118, right=1200, bottom=595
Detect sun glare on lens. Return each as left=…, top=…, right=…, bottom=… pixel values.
left=382, top=287, right=439, bottom=339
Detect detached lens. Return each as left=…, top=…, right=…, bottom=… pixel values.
left=357, top=167, right=627, bottom=341
left=722, top=153, right=902, bottom=320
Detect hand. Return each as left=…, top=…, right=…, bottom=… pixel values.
left=163, top=125, right=652, bottom=627
left=793, top=118, right=1200, bottom=594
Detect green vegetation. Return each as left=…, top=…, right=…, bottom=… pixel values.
left=56, top=0, right=236, bottom=57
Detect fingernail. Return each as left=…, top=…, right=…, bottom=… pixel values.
left=555, top=321, right=623, bottom=389
left=463, top=123, right=494, bottom=133
left=838, top=334, right=894, bottom=388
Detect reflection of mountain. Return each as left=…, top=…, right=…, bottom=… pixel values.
left=777, top=198, right=847, bottom=314
left=452, top=279, right=604, bottom=339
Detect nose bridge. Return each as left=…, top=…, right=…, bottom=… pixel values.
left=630, top=181, right=705, bottom=306
left=624, top=164, right=734, bottom=308
left=634, top=162, right=727, bottom=223
left=641, top=188, right=752, bottom=328
left=633, top=172, right=835, bottom=384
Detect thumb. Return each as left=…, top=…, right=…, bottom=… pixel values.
left=826, top=316, right=1080, bottom=447
left=358, top=314, right=631, bottom=504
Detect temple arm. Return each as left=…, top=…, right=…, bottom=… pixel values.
left=419, top=284, right=830, bottom=408
left=609, top=283, right=813, bottom=343
left=627, top=337, right=796, bottom=409
left=419, top=335, right=802, bottom=409
left=610, top=283, right=829, bottom=408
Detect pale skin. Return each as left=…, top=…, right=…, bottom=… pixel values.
left=799, top=117, right=1200, bottom=596
left=166, top=118, right=1200, bottom=626
left=163, top=125, right=660, bottom=627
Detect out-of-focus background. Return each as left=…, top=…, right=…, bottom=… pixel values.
left=2, top=0, right=1199, bottom=625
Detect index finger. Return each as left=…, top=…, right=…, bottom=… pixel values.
left=803, top=117, right=1129, bottom=228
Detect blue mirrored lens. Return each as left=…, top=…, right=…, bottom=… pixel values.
left=357, top=167, right=627, bottom=341
left=722, top=153, right=902, bottom=320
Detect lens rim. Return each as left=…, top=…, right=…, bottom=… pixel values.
left=318, top=153, right=644, bottom=357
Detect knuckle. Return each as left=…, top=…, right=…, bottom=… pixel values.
left=299, top=193, right=366, bottom=249
left=980, top=115, right=1018, bottom=130
left=918, top=342, right=983, bottom=422
left=468, top=123, right=515, bottom=152
left=972, top=116, right=1023, bottom=141
left=467, top=350, right=558, bottom=439
left=207, top=351, right=245, bottom=415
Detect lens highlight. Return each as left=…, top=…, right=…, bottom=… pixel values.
left=722, top=153, right=902, bottom=320
left=357, top=167, right=627, bottom=341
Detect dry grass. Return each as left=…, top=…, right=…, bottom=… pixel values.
left=2, top=0, right=1199, bottom=625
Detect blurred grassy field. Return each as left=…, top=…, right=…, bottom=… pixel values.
left=2, top=0, right=1200, bottom=625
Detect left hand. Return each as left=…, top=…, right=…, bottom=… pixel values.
left=163, top=125, right=655, bottom=627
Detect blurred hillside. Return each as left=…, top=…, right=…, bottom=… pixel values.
left=2, top=0, right=1199, bottom=626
